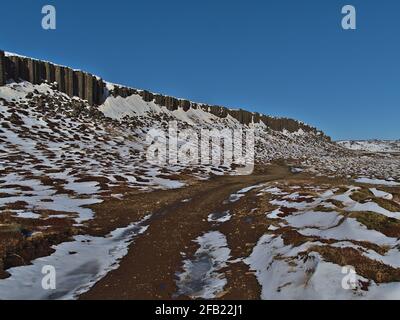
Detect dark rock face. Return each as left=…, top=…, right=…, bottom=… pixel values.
left=165, top=96, right=179, bottom=111
left=154, top=94, right=165, bottom=105
left=0, top=51, right=5, bottom=86
left=76, top=71, right=86, bottom=99
left=140, top=90, right=154, bottom=102
left=180, top=99, right=191, bottom=111
left=0, top=50, right=326, bottom=137
left=110, top=85, right=137, bottom=98
left=65, top=68, right=74, bottom=97
left=84, top=74, right=94, bottom=106
left=55, top=66, right=65, bottom=92
left=1, top=52, right=106, bottom=106
left=45, top=62, right=55, bottom=83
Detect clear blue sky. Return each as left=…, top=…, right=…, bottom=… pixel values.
left=1, top=0, right=399, bottom=140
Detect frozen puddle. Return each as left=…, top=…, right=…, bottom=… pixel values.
left=0, top=216, right=150, bottom=300
left=208, top=211, right=231, bottom=224
left=223, top=184, right=265, bottom=204
left=224, top=193, right=245, bottom=204
left=176, top=231, right=231, bottom=299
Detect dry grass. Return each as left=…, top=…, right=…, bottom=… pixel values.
left=350, top=211, right=400, bottom=238
left=350, top=189, right=374, bottom=203
left=373, top=198, right=400, bottom=212
left=310, top=245, right=400, bottom=283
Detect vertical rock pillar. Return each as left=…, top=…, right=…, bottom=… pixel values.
left=55, top=66, right=65, bottom=92
left=76, top=71, right=85, bottom=100
left=45, top=62, right=55, bottom=83
left=84, top=73, right=94, bottom=105
left=0, top=50, right=5, bottom=86
left=65, top=68, right=74, bottom=97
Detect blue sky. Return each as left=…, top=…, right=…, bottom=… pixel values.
left=1, top=0, right=399, bottom=140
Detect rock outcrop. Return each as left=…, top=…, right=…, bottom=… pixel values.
left=0, top=51, right=5, bottom=86
left=0, top=50, right=326, bottom=137
left=1, top=50, right=105, bottom=106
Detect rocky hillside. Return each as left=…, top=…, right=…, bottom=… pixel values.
left=0, top=50, right=326, bottom=136
left=1, top=50, right=400, bottom=182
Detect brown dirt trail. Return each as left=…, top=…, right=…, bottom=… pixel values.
left=80, top=164, right=291, bottom=299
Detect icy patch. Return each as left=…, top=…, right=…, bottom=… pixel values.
left=176, top=231, right=230, bottom=299
left=236, top=184, right=265, bottom=194
left=224, top=193, right=245, bottom=204
left=224, top=184, right=265, bottom=204
left=258, top=186, right=288, bottom=196
left=208, top=211, right=232, bottom=224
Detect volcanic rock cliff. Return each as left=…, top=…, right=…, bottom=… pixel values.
left=0, top=50, right=327, bottom=138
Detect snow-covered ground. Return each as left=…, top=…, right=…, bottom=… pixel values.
left=245, top=182, right=400, bottom=299
left=338, top=140, right=400, bottom=153
left=176, top=231, right=231, bottom=299
left=0, top=216, right=150, bottom=299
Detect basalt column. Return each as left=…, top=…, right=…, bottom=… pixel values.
left=55, top=66, right=65, bottom=92
left=84, top=73, right=94, bottom=105
left=0, top=51, right=5, bottom=86
left=27, top=59, right=37, bottom=84
left=10, top=57, right=29, bottom=82
left=76, top=71, right=85, bottom=100
left=65, top=68, right=74, bottom=97
left=45, top=62, right=55, bottom=84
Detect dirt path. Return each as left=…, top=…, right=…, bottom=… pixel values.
left=80, top=164, right=291, bottom=299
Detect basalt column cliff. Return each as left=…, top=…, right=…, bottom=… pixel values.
left=0, top=50, right=326, bottom=136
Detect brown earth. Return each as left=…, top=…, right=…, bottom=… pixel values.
left=3, top=161, right=394, bottom=299
left=80, top=163, right=293, bottom=299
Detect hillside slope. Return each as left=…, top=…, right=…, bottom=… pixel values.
left=338, top=140, right=400, bottom=153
